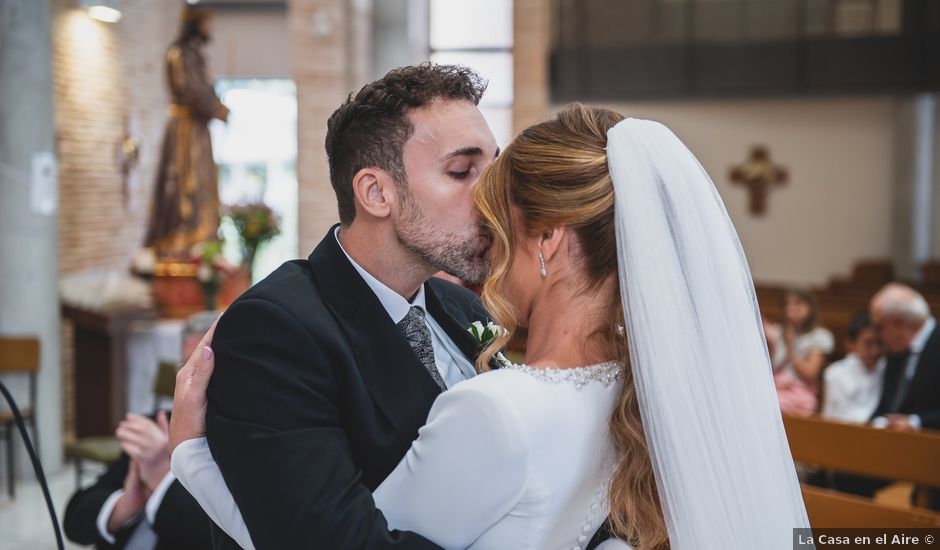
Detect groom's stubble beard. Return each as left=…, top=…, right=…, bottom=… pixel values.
left=393, top=183, right=491, bottom=285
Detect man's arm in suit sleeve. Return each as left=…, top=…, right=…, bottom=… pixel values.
left=206, top=297, right=440, bottom=549
left=63, top=454, right=130, bottom=548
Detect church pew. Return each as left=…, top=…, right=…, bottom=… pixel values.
left=784, top=415, right=940, bottom=526
left=801, top=485, right=940, bottom=528
left=783, top=414, right=940, bottom=487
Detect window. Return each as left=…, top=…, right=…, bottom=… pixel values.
left=428, top=0, right=514, bottom=147
left=211, top=79, right=298, bottom=282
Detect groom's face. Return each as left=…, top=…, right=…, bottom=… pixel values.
left=393, top=99, right=498, bottom=284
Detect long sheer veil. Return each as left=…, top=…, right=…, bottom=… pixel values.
left=607, top=119, right=811, bottom=549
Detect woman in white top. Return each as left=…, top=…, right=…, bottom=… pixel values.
left=171, top=106, right=810, bottom=549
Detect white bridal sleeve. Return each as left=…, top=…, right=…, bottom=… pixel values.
left=170, top=437, right=256, bottom=550
left=373, top=380, right=528, bottom=550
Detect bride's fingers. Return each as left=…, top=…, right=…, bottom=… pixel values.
left=175, top=315, right=220, bottom=384
left=170, top=316, right=220, bottom=455
left=191, top=345, right=215, bottom=385
left=200, top=316, right=220, bottom=350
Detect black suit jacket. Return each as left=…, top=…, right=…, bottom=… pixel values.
left=205, top=226, right=490, bottom=549
left=871, top=325, right=940, bottom=430
left=63, top=445, right=212, bottom=549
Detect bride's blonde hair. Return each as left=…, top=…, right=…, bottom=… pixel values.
left=473, top=103, right=669, bottom=549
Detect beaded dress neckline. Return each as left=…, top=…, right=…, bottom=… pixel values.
left=504, top=361, right=623, bottom=390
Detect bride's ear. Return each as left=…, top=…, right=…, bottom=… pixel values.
left=351, top=167, right=393, bottom=219
left=539, top=227, right=566, bottom=265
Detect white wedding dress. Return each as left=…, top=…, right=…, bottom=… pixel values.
left=172, top=361, right=630, bottom=550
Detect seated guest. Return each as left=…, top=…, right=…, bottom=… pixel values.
left=64, top=411, right=211, bottom=549
left=834, top=284, right=939, bottom=508
left=869, top=283, right=939, bottom=431
left=822, top=313, right=885, bottom=423
left=767, top=288, right=834, bottom=414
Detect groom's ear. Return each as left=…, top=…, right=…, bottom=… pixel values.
left=540, top=227, right=566, bottom=264
left=351, top=167, right=393, bottom=220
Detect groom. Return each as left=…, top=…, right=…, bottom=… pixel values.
left=173, top=64, right=499, bottom=548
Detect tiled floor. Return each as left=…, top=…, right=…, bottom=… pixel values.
left=0, top=467, right=91, bottom=550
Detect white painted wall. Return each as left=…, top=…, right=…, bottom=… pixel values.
left=589, top=97, right=899, bottom=286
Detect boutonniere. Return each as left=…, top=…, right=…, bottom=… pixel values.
left=468, top=321, right=513, bottom=368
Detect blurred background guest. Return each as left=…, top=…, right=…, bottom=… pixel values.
left=833, top=284, right=939, bottom=508
left=869, top=284, right=939, bottom=432
left=63, top=411, right=211, bottom=549
left=822, top=312, right=885, bottom=423
left=768, top=288, right=834, bottom=415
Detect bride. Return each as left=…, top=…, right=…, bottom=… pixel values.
left=170, top=104, right=810, bottom=549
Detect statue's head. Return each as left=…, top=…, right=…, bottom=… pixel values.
left=178, top=8, right=213, bottom=45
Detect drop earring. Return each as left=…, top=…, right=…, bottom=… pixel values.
left=538, top=251, right=548, bottom=278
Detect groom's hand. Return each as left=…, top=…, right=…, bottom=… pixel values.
left=169, top=317, right=219, bottom=456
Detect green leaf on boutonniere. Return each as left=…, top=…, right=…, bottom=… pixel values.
left=468, top=321, right=513, bottom=368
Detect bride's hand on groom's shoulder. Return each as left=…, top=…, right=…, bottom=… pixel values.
left=169, top=316, right=220, bottom=456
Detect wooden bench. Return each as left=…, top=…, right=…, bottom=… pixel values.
left=801, top=485, right=940, bottom=527
left=783, top=414, right=940, bottom=527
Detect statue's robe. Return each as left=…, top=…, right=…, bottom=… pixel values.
left=145, top=40, right=229, bottom=256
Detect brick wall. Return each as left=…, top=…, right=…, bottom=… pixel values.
left=51, top=0, right=178, bottom=438
left=52, top=0, right=177, bottom=275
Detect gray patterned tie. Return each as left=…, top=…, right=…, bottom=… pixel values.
left=397, top=306, right=447, bottom=390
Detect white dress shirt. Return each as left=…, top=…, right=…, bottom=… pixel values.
left=822, top=354, right=885, bottom=424
left=334, top=228, right=477, bottom=387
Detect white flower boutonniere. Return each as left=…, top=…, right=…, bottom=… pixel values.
left=468, top=321, right=513, bottom=367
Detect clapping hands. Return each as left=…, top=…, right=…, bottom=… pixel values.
left=116, top=411, right=171, bottom=493
left=106, top=411, right=171, bottom=533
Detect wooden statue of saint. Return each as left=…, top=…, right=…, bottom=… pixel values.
left=144, top=8, right=229, bottom=257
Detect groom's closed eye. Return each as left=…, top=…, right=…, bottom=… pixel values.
left=449, top=169, right=472, bottom=180
left=442, top=147, right=499, bottom=181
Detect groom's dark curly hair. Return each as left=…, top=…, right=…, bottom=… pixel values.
left=325, top=63, right=487, bottom=225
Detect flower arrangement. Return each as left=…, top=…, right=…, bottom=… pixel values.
left=191, top=239, right=228, bottom=310
left=225, top=202, right=281, bottom=270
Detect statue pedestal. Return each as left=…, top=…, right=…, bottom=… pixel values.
left=151, top=262, right=251, bottom=318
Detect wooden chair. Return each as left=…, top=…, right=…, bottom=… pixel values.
left=0, top=337, right=41, bottom=499
left=783, top=414, right=940, bottom=526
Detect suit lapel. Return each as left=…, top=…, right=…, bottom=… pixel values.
left=306, top=226, right=441, bottom=443
left=902, top=327, right=939, bottom=410
left=424, top=284, right=483, bottom=366
left=875, top=353, right=906, bottom=416
left=427, top=281, right=508, bottom=371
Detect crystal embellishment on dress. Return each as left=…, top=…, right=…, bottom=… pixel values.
left=505, top=361, right=623, bottom=389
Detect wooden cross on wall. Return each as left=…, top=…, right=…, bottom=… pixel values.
left=729, top=146, right=788, bottom=216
